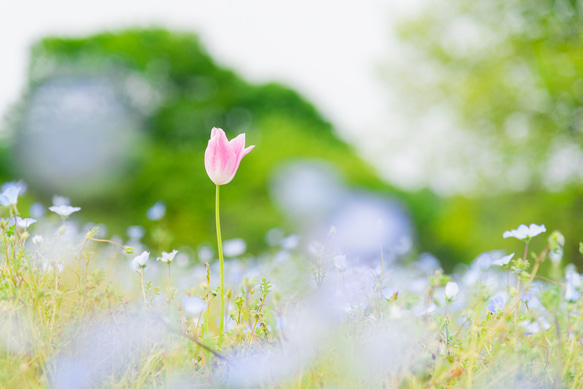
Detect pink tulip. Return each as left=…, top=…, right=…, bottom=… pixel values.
left=204, top=127, right=255, bottom=185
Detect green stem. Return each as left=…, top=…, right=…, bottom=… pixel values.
left=140, top=269, right=147, bottom=304
left=216, top=185, right=225, bottom=345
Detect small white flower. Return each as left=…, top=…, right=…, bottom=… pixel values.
left=1, top=186, right=20, bottom=206
left=32, top=235, right=43, bottom=245
left=492, top=253, right=514, bottom=266
left=9, top=217, right=37, bottom=228
left=182, top=296, right=208, bottom=317
left=157, top=249, right=178, bottom=263
left=503, top=224, right=546, bottom=241
left=132, top=251, right=150, bottom=271
left=49, top=205, right=81, bottom=217
left=445, top=281, right=459, bottom=301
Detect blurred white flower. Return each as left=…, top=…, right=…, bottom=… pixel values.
left=565, top=266, right=582, bottom=302
left=280, top=234, right=300, bottom=250
left=0, top=186, right=20, bottom=206
left=333, top=255, right=347, bottom=272
left=492, top=253, right=514, bottom=266
left=223, top=238, right=246, bottom=257
left=157, top=249, right=178, bottom=263
left=182, top=296, right=208, bottom=317
left=146, top=200, right=166, bottom=221
left=549, top=247, right=563, bottom=264
left=503, top=224, right=546, bottom=241
left=127, top=225, right=145, bottom=240
left=132, top=251, right=150, bottom=271
left=445, top=281, right=459, bottom=301
left=52, top=195, right=70, bottom=206
left=49, top=205, right=81, bottom=217
left=8, top=217, right=37, bottom=228
left=32, top=235, right=43, bottom=245
left=30, top=202, right=46, bottom=218
left=522, top=317, right=551, bottom=335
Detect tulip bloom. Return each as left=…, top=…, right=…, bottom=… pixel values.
left=204, top=127, right=254, bottom=185
left=204, top=127, right=254, bottom=344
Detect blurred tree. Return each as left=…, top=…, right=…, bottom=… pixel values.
left=383, top=0, right=583, bottom=268
left=5, top=29, right=415, bottom=258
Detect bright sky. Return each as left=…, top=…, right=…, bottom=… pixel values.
left=1, top=0, right=425, bottom=187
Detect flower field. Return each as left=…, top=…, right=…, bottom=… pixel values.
left=0, top=128, right=581, bottom=388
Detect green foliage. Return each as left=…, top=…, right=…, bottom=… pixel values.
left=389, top=0, right=583, bottom=270
left=10, top=28, right=392, bottom=258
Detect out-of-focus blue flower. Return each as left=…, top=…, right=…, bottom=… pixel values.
left=565, top=266, right=582, bottom=303
left=157, top=250, right=178, bottom=263
left=492, top=253, right=514, bottom=266
left=487, top=296, right=505, bottom=314
left=0, top=186, right=20, bottom=206
left=30, top=202, right=46, bottom=219
left=475, top=253, right=493, bottom=271
left=127, top=226, right=145, bottom=241
left=182, top=296, right=208, bottom=317
left=445, top=282, right=459, bottom=301
left=521, top=292, right=533, bottom=303
left=223, top=238, right=246, bottom=257
left=132, top=251, right=150, bottom=271
left=8, top=217, right=37, bottom=228
left=522, top=317, right=551, bottom=335
left=146, top=201, right=166, bottom=221
left=503, top=224, right=546, bottom=242
left=280, top=234, right=300, bottom=250
left=52, top=195, right=70, bottom=206
left=548, top=247, right=563, bottom=264
left=333, top=255, right=347, bottom=272
left=49, top=205, right=81, bottom=217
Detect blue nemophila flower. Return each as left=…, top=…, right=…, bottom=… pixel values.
left=146, top=200, right=166, bottom=221
left=182, top=296, right=208, bottom=317
left=0, top=186, right=20, bottom=206
left=549, top=246, right=563, bottom=264
left=492, top=253, right=514, bottom=266
left=8, top=217, right=37, bottom=228
left=503, top=224, right=546, bottom=242
left=132, top=251, right=150, bottom=271
left=333, top=255, right=347, bottom=272
left=157, top=249, right=178, bottom=263
left=49, top=205, right=81, bottom=217
left=565, top=266, right=582, bottom=303
left=522, top=317, right=551, bottom=335
left=487, top=296, right=505, bottom=314
left=445, top=281, right=459, bottom=301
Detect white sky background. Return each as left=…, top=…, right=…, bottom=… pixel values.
left=1, top=0, right=426, bottom=188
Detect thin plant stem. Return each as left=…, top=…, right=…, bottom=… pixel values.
left=139, top=269, right=147, bottom=304
left=215, top=184, right=225, bottom=345
left=167, top=263, right=172, bottom=301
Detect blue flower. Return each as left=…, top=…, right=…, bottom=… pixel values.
left=49, top=205, right=81, bottom=217
left=487, top=296, right=505, bottom=314
left=132, top=251, right=150, bottom=271
left=492, top=253, right=514, bottom=266
left=503, top=224, right=546, bottom=242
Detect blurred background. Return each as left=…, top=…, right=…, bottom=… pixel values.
left=1, top=0, right=582, bottom=271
